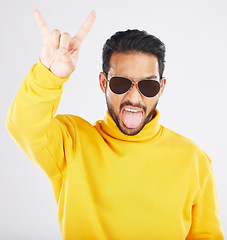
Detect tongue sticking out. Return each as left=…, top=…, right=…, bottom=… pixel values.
left=122, top=110, right=143, bottom=129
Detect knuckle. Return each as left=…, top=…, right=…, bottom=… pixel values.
left=61, top=32, right=71, bottom=39
left=52, top=29, right=61, bottom=35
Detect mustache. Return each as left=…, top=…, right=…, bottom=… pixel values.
left=120, top=101, right=146, bottom=112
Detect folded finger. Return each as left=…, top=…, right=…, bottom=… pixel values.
left=51, top=29, right=61, bottom=49
left=34, top=9, right=49, bottom=37
left=59, top=32, right=71, bottom=50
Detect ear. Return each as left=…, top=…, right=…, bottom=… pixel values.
left=99, top=72, right=107, bottom=93
left=159, top=77, right=166, bottom=97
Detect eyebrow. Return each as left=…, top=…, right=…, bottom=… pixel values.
left=114, top=75, right=158, bottom=80
left=144, top=75, right=158, bottom=80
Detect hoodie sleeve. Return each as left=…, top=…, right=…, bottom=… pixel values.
left=186, top=163, right=224, bottom=239
left=6, top=61, right=74, bottom=180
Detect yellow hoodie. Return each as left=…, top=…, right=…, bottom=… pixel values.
left=6, top=62, right=223, bottom=239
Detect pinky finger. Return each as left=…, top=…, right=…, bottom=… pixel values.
left=72, top=49, right=79, bottom=63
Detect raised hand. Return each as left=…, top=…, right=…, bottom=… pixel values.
left=34, top=10, right=96, bottom=78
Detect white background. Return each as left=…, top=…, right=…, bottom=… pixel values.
left=0, top=0, right=226, bottom=239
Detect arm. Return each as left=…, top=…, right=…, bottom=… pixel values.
left=187, top=166, right=224, bottom=239
left=6, top=10, right=96, bottom=179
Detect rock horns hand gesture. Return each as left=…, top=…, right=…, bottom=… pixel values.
left=34, top=10, right=96, bottom=78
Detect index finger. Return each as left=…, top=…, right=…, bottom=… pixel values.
left=73, top=10, right=96, bottom=44
left=33, top=9, right=50, bottom=37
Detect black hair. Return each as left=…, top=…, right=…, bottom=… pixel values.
left=102, top=29, right=166, bottom=79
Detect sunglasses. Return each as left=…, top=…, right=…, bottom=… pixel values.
left=106, top=76, right=161, bottom=98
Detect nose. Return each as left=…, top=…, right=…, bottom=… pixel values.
left=126, top=82, right=143, bottom=102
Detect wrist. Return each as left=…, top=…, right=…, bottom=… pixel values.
left=34, top=59, right=70, bottom=88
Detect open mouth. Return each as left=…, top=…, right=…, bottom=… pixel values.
left=122, top=107, right=143, bottom=129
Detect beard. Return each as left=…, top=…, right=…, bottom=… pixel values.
left=106, top=97, right=158, bottom=136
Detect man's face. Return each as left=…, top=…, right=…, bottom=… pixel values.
left=99, top=52, right=165, bottom=136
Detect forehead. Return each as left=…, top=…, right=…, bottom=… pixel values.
left=109, top=52, right=159, bottom=79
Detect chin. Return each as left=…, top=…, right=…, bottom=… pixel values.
left=120, top=122, right=145, bottom=136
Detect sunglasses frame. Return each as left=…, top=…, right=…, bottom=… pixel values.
left=106, top=76, right=162, bottom=98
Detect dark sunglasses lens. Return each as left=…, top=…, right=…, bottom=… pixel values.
left=109, top=77, right=132, bottom=94
left=138, top=80, right=160, bottom=97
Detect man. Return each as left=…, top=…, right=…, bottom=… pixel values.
left=6, top=10, right=223, bottom=239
